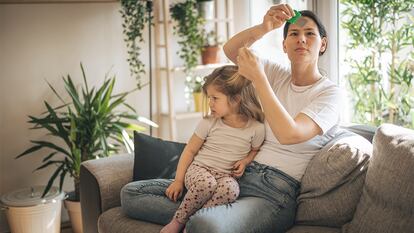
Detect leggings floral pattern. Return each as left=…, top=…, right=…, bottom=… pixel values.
left=174, top=163, right=240, bottom=223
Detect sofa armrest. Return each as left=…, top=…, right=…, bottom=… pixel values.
left=341, top=124, right=377, bottom=143
left=80, top=153, right=134, bottom=233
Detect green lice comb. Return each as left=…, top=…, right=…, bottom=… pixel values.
left=287, top=10, right=301, bottom=24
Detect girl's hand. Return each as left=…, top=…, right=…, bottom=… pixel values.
left=237, top=47, right=266, bottom=83
left=165, top=180, right=184, bottom=202
left=261, top=4, right=295, bottom=33
left=232, top=160, right=249, bottom=178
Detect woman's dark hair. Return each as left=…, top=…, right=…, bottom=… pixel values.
left=283, top=10, right=328, bottom=55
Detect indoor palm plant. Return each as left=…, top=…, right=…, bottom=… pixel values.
left=16, top=64, right=153, bottom=201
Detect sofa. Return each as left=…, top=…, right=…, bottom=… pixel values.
left=80, top=124, right=414, bottom=233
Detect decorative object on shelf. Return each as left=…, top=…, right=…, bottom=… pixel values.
left=197, top=0, right=214, bottom=19
left=170, top=0, right=204, bottom=73
left=185, top=75, right=207, bottom=112
left=16, top=64, right=156, bottom=233
left=120, top=0, right=153, bottom=89
left=201, top=30, right=223, bottom=65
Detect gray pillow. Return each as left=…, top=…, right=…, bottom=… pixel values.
left=342, top=124, right=414, bottom=233
left=296, top=130, right=373, bottom=227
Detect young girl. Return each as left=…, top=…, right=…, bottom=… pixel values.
left=160, top=65, right=265, bottom=233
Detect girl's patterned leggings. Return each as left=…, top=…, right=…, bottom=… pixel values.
left=174, top=163, right=240, bottom=223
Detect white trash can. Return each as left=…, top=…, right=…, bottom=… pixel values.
left=0, top=186, right=65, bottom=233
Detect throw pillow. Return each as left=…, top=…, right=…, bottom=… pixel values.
left=342, top=124, right=414, bottom=233
left=133, top=131, right=186, bottom=181
left=296, top=129, right=373, bottom=227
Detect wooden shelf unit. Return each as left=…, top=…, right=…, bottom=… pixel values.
left=154, top=0, right=234, bottom=141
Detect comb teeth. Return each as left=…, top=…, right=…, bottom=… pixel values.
left=287, top=10, right=301, bottom=24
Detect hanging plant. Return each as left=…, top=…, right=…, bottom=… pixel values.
left=120, top=0, right=153, bottom=89
left=170, top=0, right=204, bottom=74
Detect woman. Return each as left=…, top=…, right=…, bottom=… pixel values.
left=121, top=4, right=341, bottom=233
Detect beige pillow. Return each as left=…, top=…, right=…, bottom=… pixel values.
left=342, top=124, right=414, bottom=233
left=296, top=130, right=372, bottom=227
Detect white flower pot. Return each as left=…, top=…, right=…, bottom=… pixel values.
left=0, top=186, right=64, bottom=233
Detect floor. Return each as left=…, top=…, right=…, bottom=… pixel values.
left=61, top=228, right=73, bottom=233
left=61, top=222, right=73, bottom=233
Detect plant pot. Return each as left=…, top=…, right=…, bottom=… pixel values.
left=197, top=0, right=214, bottom=20
left=193, top=92, right=208, bottom=112
left=64, top=199, right=83, bottom=233
left=201, top=46, right=220, bottom=65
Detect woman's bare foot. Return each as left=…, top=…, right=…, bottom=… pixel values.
left=160, top=218, right=184, bottom=233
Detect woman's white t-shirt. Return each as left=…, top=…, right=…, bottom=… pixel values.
left=254, top=59, right=342, bottom=181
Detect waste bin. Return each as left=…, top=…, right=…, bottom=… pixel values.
left=0, top=186, right=65, bottom=233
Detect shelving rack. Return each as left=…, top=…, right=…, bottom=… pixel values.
left=153, top=0, right=234, bottom=141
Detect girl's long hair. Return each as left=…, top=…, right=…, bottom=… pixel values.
left=202, top=65, right=264, bottom=122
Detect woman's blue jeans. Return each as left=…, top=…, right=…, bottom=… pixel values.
left=121, top=161, right=300, bottom=233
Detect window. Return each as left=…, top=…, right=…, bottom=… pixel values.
left=339, top=0, right=414, bottom=128
left=248, top=0, right=309, bottom=66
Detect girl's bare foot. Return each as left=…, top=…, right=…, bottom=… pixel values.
left=160, top=218, right=184, bottom=233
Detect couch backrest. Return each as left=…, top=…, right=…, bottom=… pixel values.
left=296, top=127, right=373, bottom=227
left=342, top=124, right=414, bottom=233
left=342, top=124, right=376, bottom=143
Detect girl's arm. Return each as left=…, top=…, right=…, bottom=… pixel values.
left=174, top=134, right=204, bottom=183
left=165, top=133, right=204, bottom=201
left=232, top=147, right=260, bottom=178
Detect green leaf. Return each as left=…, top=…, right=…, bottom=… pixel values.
left=30, top=140, right=71, bottom=157
left=41, top=163, right=64, bottom=198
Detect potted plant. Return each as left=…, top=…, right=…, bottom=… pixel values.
left=170, top=0, right=204, bottom=73
left=16, top=64, right=155, bottom=233
left=201, top=30, right=223, bottom=65
left=197, top=0, right=214, bottom=19
left=120, top=0, right=152, bottom=89
left=186, top=75, right=206, bottom=112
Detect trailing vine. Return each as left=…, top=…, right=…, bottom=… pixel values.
left=120, top=0, right=153, bottom=89
left=170, top=0, right=204, bottom=74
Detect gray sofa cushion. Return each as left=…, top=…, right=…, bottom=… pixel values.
left=133, top=131, right=186, bottom=181
left=287, top=225, right=340, bottom=233
left=98, top=207, right=163, bottom=233
left=295, top=130, right=372, bottom=227
left=342, top=124, right=414, bottom=233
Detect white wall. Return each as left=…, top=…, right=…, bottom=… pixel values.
left=0, top=1, right=251, bottom=232
left=0, top=2, right=151, bottom=232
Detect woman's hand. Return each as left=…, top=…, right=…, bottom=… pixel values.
left=237, top=47, right=266, bottom=83
left=232, top=159, right=249, bottom=178
left=261, top=4, right=295, bottom=33
left=165, top=180, right=184, bottom=202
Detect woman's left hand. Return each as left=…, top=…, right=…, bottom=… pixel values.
left=237, top=47, right=266, bottom=83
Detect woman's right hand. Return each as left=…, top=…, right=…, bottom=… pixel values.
left=261, top=4, right=295, bottom=33
left=165, top=180, right=184, bottom=202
